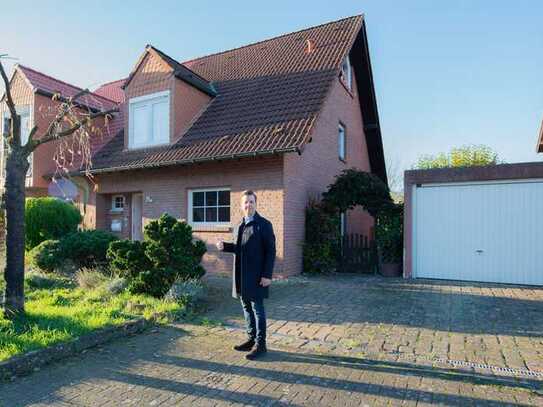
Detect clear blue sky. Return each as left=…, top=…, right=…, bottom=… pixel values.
left=2, top=0, right=542, bottom=188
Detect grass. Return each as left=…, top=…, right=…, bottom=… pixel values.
left=0, top=273, right=185, bottom=362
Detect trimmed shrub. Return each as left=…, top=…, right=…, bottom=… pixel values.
left=25, top=197, right=82, bottom=250
left=107, top=214, right=207, bottom=298
left=28, top=240, right=63, bottom=273
left=60, top=230, right=118, bottom=268
left=29, top=230, right=119, bottom=273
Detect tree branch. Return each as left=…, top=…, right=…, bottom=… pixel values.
left=0, top=59, right=20, bottom=147
left=0, top=59, right=16, bottom=120
left=29, top=107, right=118, bottom=151
left=69, top=88, right=90, bottom=103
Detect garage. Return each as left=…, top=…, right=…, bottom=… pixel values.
left=404, top=163, right=543, bottom=286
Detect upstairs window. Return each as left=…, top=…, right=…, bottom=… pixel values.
left=340, top=56, right=352, bottom=91
left=338, top=123, right=346, bottom=161
left=129, top=90, right=170, bottom=149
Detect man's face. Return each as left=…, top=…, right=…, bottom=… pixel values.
left=241, top=194, right=256, bottom=218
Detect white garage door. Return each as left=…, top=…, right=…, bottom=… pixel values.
left=413, top=179, right=543, bottom=285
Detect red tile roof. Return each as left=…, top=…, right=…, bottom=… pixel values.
left=17, top=65, right=117, bottom=111
left=94, top=78, right=126, bottom=103
left=90, top=15, right=365, bottom=173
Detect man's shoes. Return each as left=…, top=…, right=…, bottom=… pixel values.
left=233, top=338, right=255, bottom=352
left=245, top=344, right=267, bottom=360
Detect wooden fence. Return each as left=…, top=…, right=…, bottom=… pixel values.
left=338, top=233, right=378, bottom=274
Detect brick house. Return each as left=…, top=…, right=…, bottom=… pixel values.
left=1, top=15, right=387, bottom=277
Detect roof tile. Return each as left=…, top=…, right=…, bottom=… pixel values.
left=17, top=65, right=117, bottom=111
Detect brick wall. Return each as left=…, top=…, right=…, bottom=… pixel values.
left=282, top=72, right=374, bottom=275
left=93, top=155, right=285, bottom=276
left=172, top=78, right=212, bottom=143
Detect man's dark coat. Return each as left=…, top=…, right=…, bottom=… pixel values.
left=222, top=212, right=276, bottom=300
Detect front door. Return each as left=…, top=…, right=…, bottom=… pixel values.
left=131, top=193, right=143, bottom=240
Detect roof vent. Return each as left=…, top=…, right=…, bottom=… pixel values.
left=305, top=39, right=315, bottom=54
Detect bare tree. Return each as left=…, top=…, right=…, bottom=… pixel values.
left=0, top=58, right=117, bottom=317
left=385, top=154, right=404, bottom=193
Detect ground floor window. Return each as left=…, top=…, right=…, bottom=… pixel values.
left=188, top=188, right=230, bottom=226
left=112, top=195, right=125, bottom=211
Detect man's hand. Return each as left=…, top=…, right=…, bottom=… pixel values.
left=216, top=239, right=224, bottom=251
left=260, top=277, right=272, bottom=287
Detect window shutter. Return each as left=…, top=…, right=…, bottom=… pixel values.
left=152, top=99, right=168, bottom=144
left=132, top=104, right=149, bottom=147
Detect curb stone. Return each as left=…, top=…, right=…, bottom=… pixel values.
left=0, top=317, right=153, bottom=381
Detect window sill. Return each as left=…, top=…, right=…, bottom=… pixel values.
left=126, top=142, right=170, bottom=152
left=109, top=209, right=125, bottom=214
left=191, top=224, right=232, bottom=233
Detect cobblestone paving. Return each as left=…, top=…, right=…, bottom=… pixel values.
left=205, top=275, right=543, bottom=373
left=1, top=274, right=542, bottom=406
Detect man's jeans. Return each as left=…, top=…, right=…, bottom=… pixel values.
left=240, top=297, right=266, bottom=346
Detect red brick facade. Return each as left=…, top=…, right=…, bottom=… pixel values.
left=283, top=73, right=374, bottom=275
left=89, top=72, right=374, bottom=277
left=93, top=156, right=285, bottom=275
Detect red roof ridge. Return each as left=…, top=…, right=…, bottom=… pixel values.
left=17, top=64, right=118, bottom=105
left=181, top=14, right=363, bottom=66
left=95, top=77, right=126, bottom=88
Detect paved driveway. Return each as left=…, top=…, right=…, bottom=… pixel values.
left=205, top=275, right=543, bottom=373
left=1, top=274, right=542, bottom=406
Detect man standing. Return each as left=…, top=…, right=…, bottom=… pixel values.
left=216, top=190, right=276, bottom=360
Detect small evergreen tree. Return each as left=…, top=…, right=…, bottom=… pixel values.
left=107, top=214, right=207, bottom=298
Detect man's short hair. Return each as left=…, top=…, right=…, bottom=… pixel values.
left=241, top=190, right=257, bottom=202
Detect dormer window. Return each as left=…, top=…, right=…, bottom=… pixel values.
left=128, top=90, right=170, bottom=149
left=340, top=56, right=352, bottom=91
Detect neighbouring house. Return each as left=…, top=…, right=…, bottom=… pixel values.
left=1, top=15, right=387, bottom=277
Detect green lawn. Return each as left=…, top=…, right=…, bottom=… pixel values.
left=0, top=274, right=184, bottom=362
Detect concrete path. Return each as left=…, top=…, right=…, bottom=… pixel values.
left=1, top=274, right=542, bottom=406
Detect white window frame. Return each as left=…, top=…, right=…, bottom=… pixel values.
left=341, top=56, right=352, bottom=91
left=338, top=122, right=346, bottom=161
left=188, top=187, right=231, bottom=227
left=111, top=194, right=125, bottom=212
left=128, top=90, right=170, bottom=149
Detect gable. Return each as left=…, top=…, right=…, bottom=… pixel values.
left=124, top=50, right=175, bottom=99
left=0, top=70, right=34, bottom=110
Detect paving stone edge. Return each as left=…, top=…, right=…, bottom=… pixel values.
left=0, top=317, right=154, bottom=382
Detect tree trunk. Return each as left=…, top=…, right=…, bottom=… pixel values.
left=3, top=149, right=29, bottom=317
